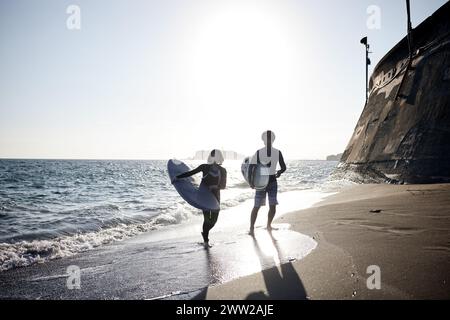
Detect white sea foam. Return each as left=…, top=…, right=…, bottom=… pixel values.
left=0, top=206, right=198, bottom=272
left=0, top=159, right=338, bottom=272
left=0, top=190, right=261, bottom=272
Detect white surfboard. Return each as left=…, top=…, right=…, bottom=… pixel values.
left=167, top=159, right=220, bottom=211
left=241, top=157, right=270, bottom=190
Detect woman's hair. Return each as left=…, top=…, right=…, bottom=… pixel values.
left=207, top=149, right=224, bottom=165
left=262, top=130, right=275, bottom=144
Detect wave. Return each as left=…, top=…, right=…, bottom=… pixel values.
left=0, top=205, right=196, bottom=272
left=0, top=186, right=295, bottom=272
left=0, top=159, right=340, bottom=272
left=319, top=177, right=358, bottom=192
left=228, top=181, right=249, bottom=188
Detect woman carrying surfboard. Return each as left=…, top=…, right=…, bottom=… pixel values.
left=173, top=149, right=227, bottom=247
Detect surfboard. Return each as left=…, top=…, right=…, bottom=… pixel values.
left=167, top=159, right=220, bottom=211
left=241, top=157, right=270, bottom=190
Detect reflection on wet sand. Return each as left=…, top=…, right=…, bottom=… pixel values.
left=246, top=230, right=307, bottom=300
left=193, top=227, right=311, bottom=300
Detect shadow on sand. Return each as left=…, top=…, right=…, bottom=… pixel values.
left=245, top=231, right=307, bottom=300
left=192, top=230, right=308, bottom=300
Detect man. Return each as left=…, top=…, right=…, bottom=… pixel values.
left=249, top=130, right=286, bottom=235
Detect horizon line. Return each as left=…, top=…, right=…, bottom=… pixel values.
left=0, top=157, right=333, bottom=161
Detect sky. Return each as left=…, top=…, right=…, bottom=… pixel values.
left=0, top=0, right=447, bottom=160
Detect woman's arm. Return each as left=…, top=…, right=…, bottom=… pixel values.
left=177, top=164, right=205, bottom=179
left=219, top=168, right=227, bottom=190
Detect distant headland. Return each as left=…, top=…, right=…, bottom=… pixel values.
left=326, top=153, right=343, bottom=161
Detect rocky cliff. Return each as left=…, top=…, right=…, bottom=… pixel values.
left=335, top=2, right=450, bottom=184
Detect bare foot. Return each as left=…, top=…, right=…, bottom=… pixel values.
left=204, top=241, right=212, bottom=249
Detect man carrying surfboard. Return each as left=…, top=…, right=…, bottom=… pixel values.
left=173, top=149, right=227, bottom=247
left=249, top=130, right=286, bottom=235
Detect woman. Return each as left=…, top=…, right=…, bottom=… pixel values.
left=175, top=149, right=227, bottom=247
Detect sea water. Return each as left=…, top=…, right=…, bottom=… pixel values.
left=0, top=159, right=341, bottom=272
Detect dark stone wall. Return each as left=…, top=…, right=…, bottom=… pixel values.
left=335, top=2, right=450, bottom=184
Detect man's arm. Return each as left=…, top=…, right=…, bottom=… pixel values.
left=276, top=151, right=286, bottom=178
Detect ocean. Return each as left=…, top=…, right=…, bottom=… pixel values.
left=0, top=159, right=341, bottom=274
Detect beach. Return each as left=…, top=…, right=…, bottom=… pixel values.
left=0, top=188, right=324, bottom=300
left=1, top=0, right=450, bottom=306
left=206, top=183, right=450, bottom=299
left=1, top=182, right=449, bottom=299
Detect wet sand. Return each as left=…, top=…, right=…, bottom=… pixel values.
left=0, top=191, right=321, bottom=300
left=1, top=184, right=449, bottom=300
left=205, top=183, right=450, bottom=299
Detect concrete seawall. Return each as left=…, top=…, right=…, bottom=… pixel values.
left=336, top=2, right=450, bottom=184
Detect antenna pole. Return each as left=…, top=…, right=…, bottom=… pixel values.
left=406, top=0, right=414, bottom=59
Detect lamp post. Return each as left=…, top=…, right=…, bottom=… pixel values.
left=360, top=36, right=371, bottom=104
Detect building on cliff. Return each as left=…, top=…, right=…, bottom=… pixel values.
left=193, top=150, right=245, bottom=160
left=335, top=2, right=450, bottom=184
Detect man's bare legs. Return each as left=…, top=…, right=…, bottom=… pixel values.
left=267, top=205, right=276, bottom=230
left=249, top=205, right=277, bottom=235
left=249, top=206, right=259, bottom=236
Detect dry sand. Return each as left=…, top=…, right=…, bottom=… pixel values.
left=205, top=183, right=450, bottom=299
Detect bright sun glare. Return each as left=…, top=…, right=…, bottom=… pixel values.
left=187, top=4, right=295, bottom=122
